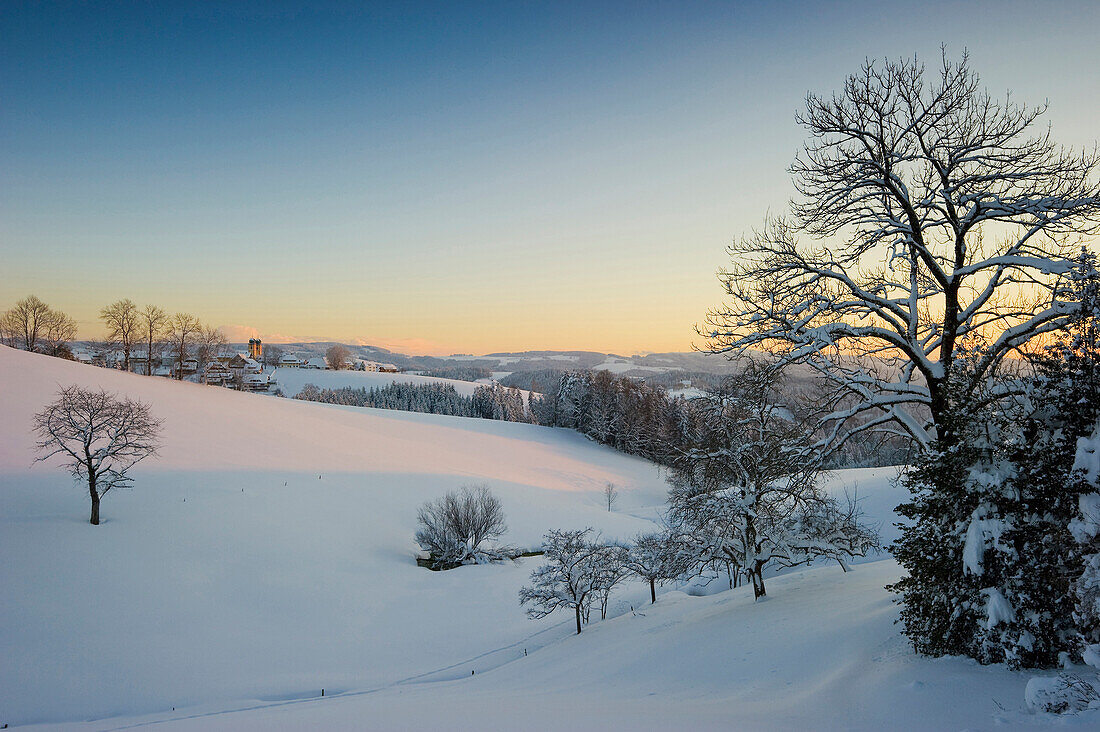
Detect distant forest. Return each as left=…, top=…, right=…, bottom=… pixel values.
left=294, top=369, right=904, bottom=468
left=295, top=381, right=527, bottom=422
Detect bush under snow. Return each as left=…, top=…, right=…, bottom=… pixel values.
left=1025, top=674, right=1100, bottom=714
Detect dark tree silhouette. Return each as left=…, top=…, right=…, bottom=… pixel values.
left=33, top=386, right=162, bottom=525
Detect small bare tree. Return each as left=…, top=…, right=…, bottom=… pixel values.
left=100, top=299, right=140, bottom=371
left=194, top=325, right=228, bottom=377
left=326, top=344, right=351, bottom=370
left=33, top=386, right=162, bottom=525
left=591, top=541, right=629, bottom=620
left=603, top=482, right=618, bottom=511
left=415, top=485, right=511, bottom=569
left=42, top=309, right=77, bottom=357
left=626, top=531, right=687, bottom=603
left=519, top=528, right=601, bottom=634
left=263, top=343, right=284, bottom=369
left=140, top=304, right=168, bottom=376
left=168, top=312, right=201, bottom=379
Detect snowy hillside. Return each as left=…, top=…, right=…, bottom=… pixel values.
left=1, top=346, right=1084, bottom=730
left=267, top=366, right=489, bottom=398
left=0, top=347, right=661, bottom=726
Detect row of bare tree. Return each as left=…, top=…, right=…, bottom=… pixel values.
left=1, top=294, right=264, bottom=381
left=96, top=299, right=228, bottom=380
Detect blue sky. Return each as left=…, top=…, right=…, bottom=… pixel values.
left=2, top=1, right=1098, bottom=354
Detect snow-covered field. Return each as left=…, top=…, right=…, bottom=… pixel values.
left=590, top=357, right=666, bottom=374
left=1, top=346, right=1088, bottom=730
left=267, top=366, right=486, bottom=398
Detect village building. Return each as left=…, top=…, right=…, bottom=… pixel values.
left=240, top=373, right=270, bottom=391
left=228, top=354, right=263, bottom=377
left=278, top=353, right=304, bottom=368
left=361, top=360, right=399, bottom=373
left=203, top=361, right=232, bottom=385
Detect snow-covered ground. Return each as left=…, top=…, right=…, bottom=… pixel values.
left=590, top=357, right=666, bottom=374
left=1, top=346, right=1089, bottom=730
left=267, top=366, right=486, bottom=398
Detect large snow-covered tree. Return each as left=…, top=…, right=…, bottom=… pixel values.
left=1071, top=419, right=1100, bottom=670
left=702, top=51, right=1100, bottom=451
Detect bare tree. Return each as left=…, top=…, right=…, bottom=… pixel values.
left=167, top=313, right=201, bottom=379
left=415, top=485, right=512, bottom=569
left=326, top=344, right=351, bottom=370
left=0, top=310, right=13, bottom=348
left=41, top=308, right=77, bottom=357
left=702, top=51, right=1100, bottom=451
left=32, top=386, right=162, bottom=525
left=140, top=305, right=168, bottom=376
left=263, top=343, right=284, bottom=369
left=194, top=325, right=228, bottom=377
left=1, top=295, right=52, bottom=351
left=1, top=295, right=76, bottom=353
left=591, top=542, right=629, bottom=620
left=603, top=482, right=618, bottom=511
left=668, top=364, right=878, bottom=599
left=625, top=531, right=687, bottom=603
left=100, top=299, right=140, bottom=371
left=519, top=528, right=601, bottom=634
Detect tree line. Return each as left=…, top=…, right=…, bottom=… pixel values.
left=0, top=295, right=248, bottom=380
left=295, top=381, right=529, bottom=422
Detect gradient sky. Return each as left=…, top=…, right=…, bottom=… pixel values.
left=3, top=1, right=1099, bottom=355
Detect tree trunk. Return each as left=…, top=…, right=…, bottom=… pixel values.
left=574, top=605, right=582, bottom=634
left=88, top=476, right=100, bottom=526
left=751, top=564, right=766, bottom=599
left=649, top=578, right=656, bottom=604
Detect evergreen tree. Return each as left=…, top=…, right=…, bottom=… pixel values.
left=891, top=250, right=1100, bottom=668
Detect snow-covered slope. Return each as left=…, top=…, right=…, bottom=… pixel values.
left=0, top=347, right=663, bottom=726
left=2, top=347, right=1082, bottom=730
left=48, top=561, right=1061, bottom=732
left=267, top=366, right=487, bottom=398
